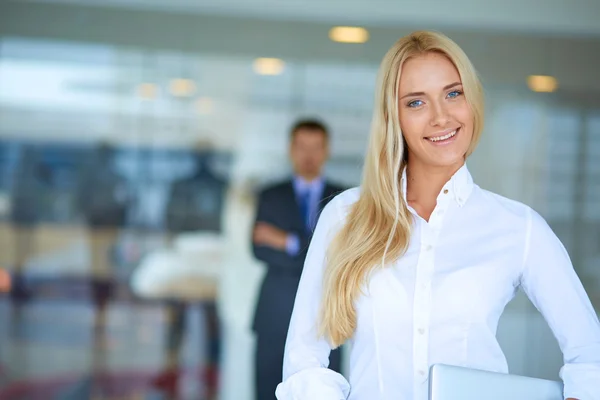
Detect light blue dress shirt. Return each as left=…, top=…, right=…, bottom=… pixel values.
left=285, top=176, right=325, bottom=256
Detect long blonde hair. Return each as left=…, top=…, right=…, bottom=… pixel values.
left=319, top=31, right=485, bottom=347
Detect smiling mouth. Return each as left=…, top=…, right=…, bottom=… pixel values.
left=426, top=128, right=459, bottom=143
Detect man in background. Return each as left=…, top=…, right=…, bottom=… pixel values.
left=251, top=119, right=345, bottom=400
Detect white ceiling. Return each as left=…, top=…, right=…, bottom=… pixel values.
left=25, top=0, right=600, bottom=37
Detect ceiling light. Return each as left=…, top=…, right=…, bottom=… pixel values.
left=527, top=75, right=558, bottom=93
left=329, top=26, right=369, bottom=43
left=169, top=78, right=196, bottom=97
left=137, top=83, right=158, bottom=99
left=253, top=58, right=285, bottom=75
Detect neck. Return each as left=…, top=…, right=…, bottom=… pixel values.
left=296, top=173, right=321, bottom=183
left=405, top=159, right=464, bottom=218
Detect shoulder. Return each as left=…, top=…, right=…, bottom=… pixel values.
left=325, top=180, right=347, bottom=193
left=322, top=187, right=361, bottom=218
left=316, top=187, right=361, bottom=235
left=476, top=187, right=533, bottom=222
left=257, top=180, right=291, bottom=199
left=475, top=187, right=556, bottom=236
left=322, top=181, right=349, bottom=203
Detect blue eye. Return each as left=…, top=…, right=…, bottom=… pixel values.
left=408, top=99, right=424, bottom=108
left=447, top=90, right=463, bottom=99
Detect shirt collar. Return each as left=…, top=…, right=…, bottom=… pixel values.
left=400, top=163, right=474, bottom=207
left=293, top=175, right=325, bottom=194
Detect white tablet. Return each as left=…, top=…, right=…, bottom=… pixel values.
left=429, top=364, right=563, bottom=400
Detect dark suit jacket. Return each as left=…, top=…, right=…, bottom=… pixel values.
left=251, top=179, right=345, bottom=337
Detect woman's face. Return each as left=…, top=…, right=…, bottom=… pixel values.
left=398, top=52, right=474, bottom=170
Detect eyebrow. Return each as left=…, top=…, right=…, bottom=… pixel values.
left=400, top=82, right=462, bottom=100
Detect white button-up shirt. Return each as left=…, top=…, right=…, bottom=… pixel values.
left=276, top=165, right=600, bottom=400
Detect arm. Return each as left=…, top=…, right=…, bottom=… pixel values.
left=520, top=208, right=600, bottom=400
left=275, top=198, right=350, bottom=400
left=252, top=190, right=308, bottom=272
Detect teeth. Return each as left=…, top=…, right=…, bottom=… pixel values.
left=428, top=130, right=457, bottom=142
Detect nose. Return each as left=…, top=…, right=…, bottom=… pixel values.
left=429, top=100, right=450, bottom=127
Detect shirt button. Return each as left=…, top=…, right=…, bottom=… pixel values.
left=419, top=370, right=426, bottom=376
left=443, top=189, right=449, bottom=194
left=424, top=245, right=432, bottom=251
left=418, top=328, right=425, bottom=335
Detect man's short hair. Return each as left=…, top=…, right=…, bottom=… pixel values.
left=290, top=118, right=329, bottom=140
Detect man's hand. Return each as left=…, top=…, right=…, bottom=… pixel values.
left=253, top=222, right=289, bottom=251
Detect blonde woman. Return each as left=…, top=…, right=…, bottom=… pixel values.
left=275, top=31, right=600, bottom=400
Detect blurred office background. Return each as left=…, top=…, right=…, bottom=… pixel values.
left=0, top=0, right=599, bottom=399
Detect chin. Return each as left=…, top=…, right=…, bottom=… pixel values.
left=300, top=169, right=318, bottom=178
left=417, top=151, right=466, bottom=169
left=431, top=146, right=469, bottom=167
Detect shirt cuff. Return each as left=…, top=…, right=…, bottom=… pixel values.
left=276, top=367, right=350, bottom=400
left=560, top=362, right=600, bottom=400
left=286, top=234, right=300, bottom=256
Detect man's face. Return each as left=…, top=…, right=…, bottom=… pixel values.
left=290, top=129, right=329, bottom=180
